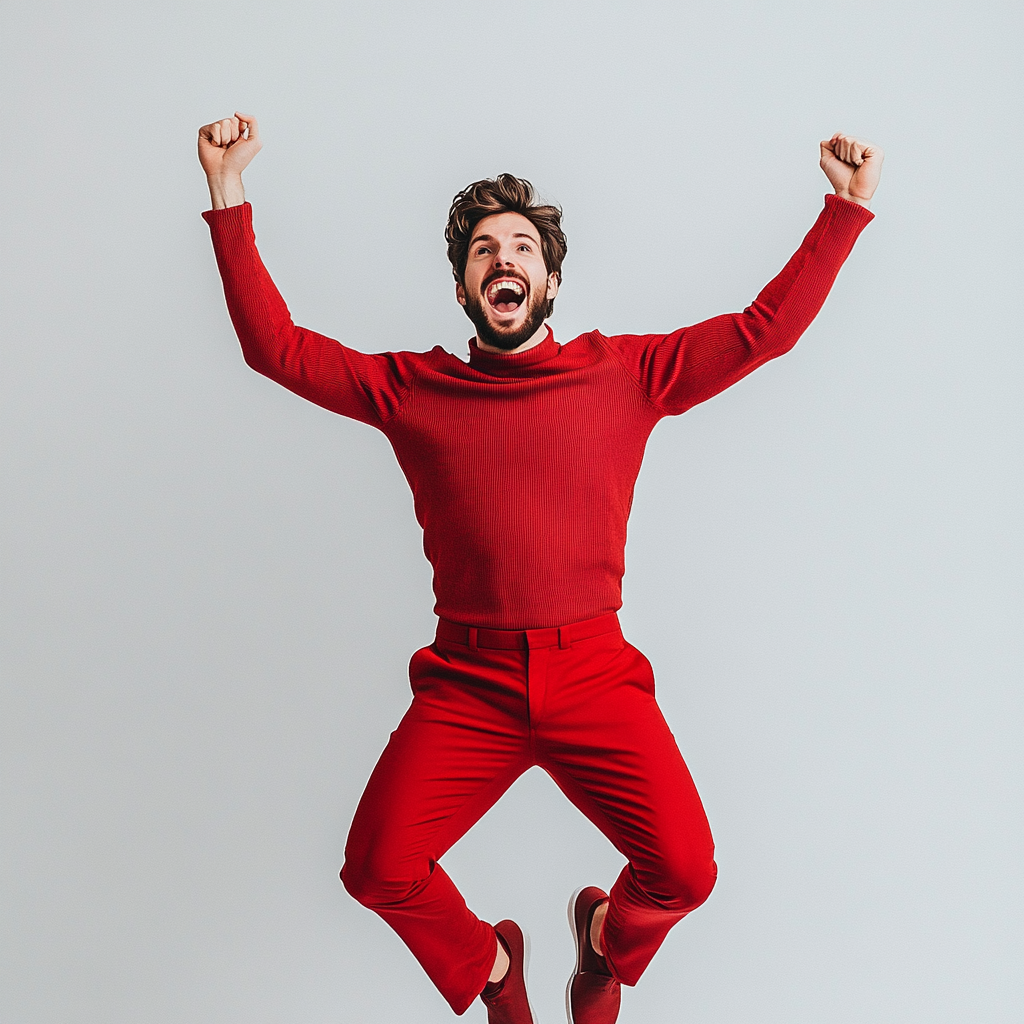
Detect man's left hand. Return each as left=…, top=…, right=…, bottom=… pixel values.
left=820, top=133, right=884, bottom=208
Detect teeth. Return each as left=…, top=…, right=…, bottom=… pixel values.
left=487, top=279, right=524, bottom=299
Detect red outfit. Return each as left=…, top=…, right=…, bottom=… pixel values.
left=203, top=195, right=873, bottom=1014
left=203, top=196, right=872, bottom=631
left=342, top=616, right=715, bottom=1014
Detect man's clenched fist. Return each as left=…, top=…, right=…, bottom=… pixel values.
left=820, top=133, right=883, bottom=208
left=198, top=113, right=261, bottom=209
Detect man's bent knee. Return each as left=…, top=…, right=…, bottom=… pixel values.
left=684, top=857, right=718, bottom=910
left=341, top=857, right=395, bottom=908
left=340, top=852, right=429, bottom=910
left=643, top=854, right=718, bottom=913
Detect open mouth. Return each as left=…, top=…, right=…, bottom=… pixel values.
left=485, top=277, right=527, bottom=314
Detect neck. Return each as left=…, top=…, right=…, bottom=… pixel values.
left=475, top=321, right=551, bottom=355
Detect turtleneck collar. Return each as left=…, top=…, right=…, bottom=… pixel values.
left=467, top=326, right=560, bottom=378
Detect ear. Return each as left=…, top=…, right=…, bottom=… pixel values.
left=546, top=273, right=559, bottom=301
left=455, top=281, right=467, bottom=306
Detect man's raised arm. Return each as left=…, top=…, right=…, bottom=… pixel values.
left=607, top=134, right=883, bottom=416
left=198, top=114, right=413, bottom=428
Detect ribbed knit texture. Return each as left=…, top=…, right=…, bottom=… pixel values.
left=203, top=196, right=872, bottom=629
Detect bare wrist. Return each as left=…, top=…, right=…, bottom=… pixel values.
left=207, top=173, right=246, bottom=210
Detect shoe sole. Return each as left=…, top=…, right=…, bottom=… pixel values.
left=523, top=929, right=537, bottom=1024
left=565, top=886, right=587, bottom=1024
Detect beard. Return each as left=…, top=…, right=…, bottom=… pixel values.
left=462, top=283, right=548, bottom=352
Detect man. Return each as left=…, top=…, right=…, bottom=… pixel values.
left=197, top=113, right=881, bottom=1023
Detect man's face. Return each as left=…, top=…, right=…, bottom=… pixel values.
left=456, top=212, right=559, bottom=352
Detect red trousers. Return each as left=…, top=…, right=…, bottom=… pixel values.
left=340, top=613, right=717, bottom=1015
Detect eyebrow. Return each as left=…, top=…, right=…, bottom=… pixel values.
left=470, top=232, right=540, bottom=246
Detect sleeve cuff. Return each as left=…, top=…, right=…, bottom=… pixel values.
left=201, top=201, right=252, bottom=226
left=824, top=192, right=875, bottom=224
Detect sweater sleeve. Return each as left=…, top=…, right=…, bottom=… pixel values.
left=606, top=194, right=874, bottom=416
left=202, top=203, right=413, bottom=427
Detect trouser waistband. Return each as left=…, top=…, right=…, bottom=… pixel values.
left=435, top=611, right=620, bottom=651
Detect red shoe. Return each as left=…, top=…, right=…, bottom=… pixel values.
left=480, top=919, right=536, bottom=1024
left=566, top=886, right=621, bottom=1024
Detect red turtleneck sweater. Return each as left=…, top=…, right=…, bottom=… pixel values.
left=203, top=196, right=872, bottom=629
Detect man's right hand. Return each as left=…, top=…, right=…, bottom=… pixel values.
left=198, top=113, right=261, bottom=209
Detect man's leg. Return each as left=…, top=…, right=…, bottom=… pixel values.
left=341, top=640, right=533, bottom=1015
left=534, top=631, right=718, bottom=987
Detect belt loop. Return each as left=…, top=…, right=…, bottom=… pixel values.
left=468, top=627, right=478, bottom=651
left=558, top=627, right=570, bottom=650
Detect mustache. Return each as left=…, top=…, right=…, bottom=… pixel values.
left=481, top=269, right=530, bottom=291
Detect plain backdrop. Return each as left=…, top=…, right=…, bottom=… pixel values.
left=2, top=1, right=1022, bottom=1022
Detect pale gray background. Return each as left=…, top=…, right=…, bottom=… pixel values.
left=2, top=1, right=1021, bottom=1021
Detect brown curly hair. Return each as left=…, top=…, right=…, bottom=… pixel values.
left=446, top=174, right=567, bottom=318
